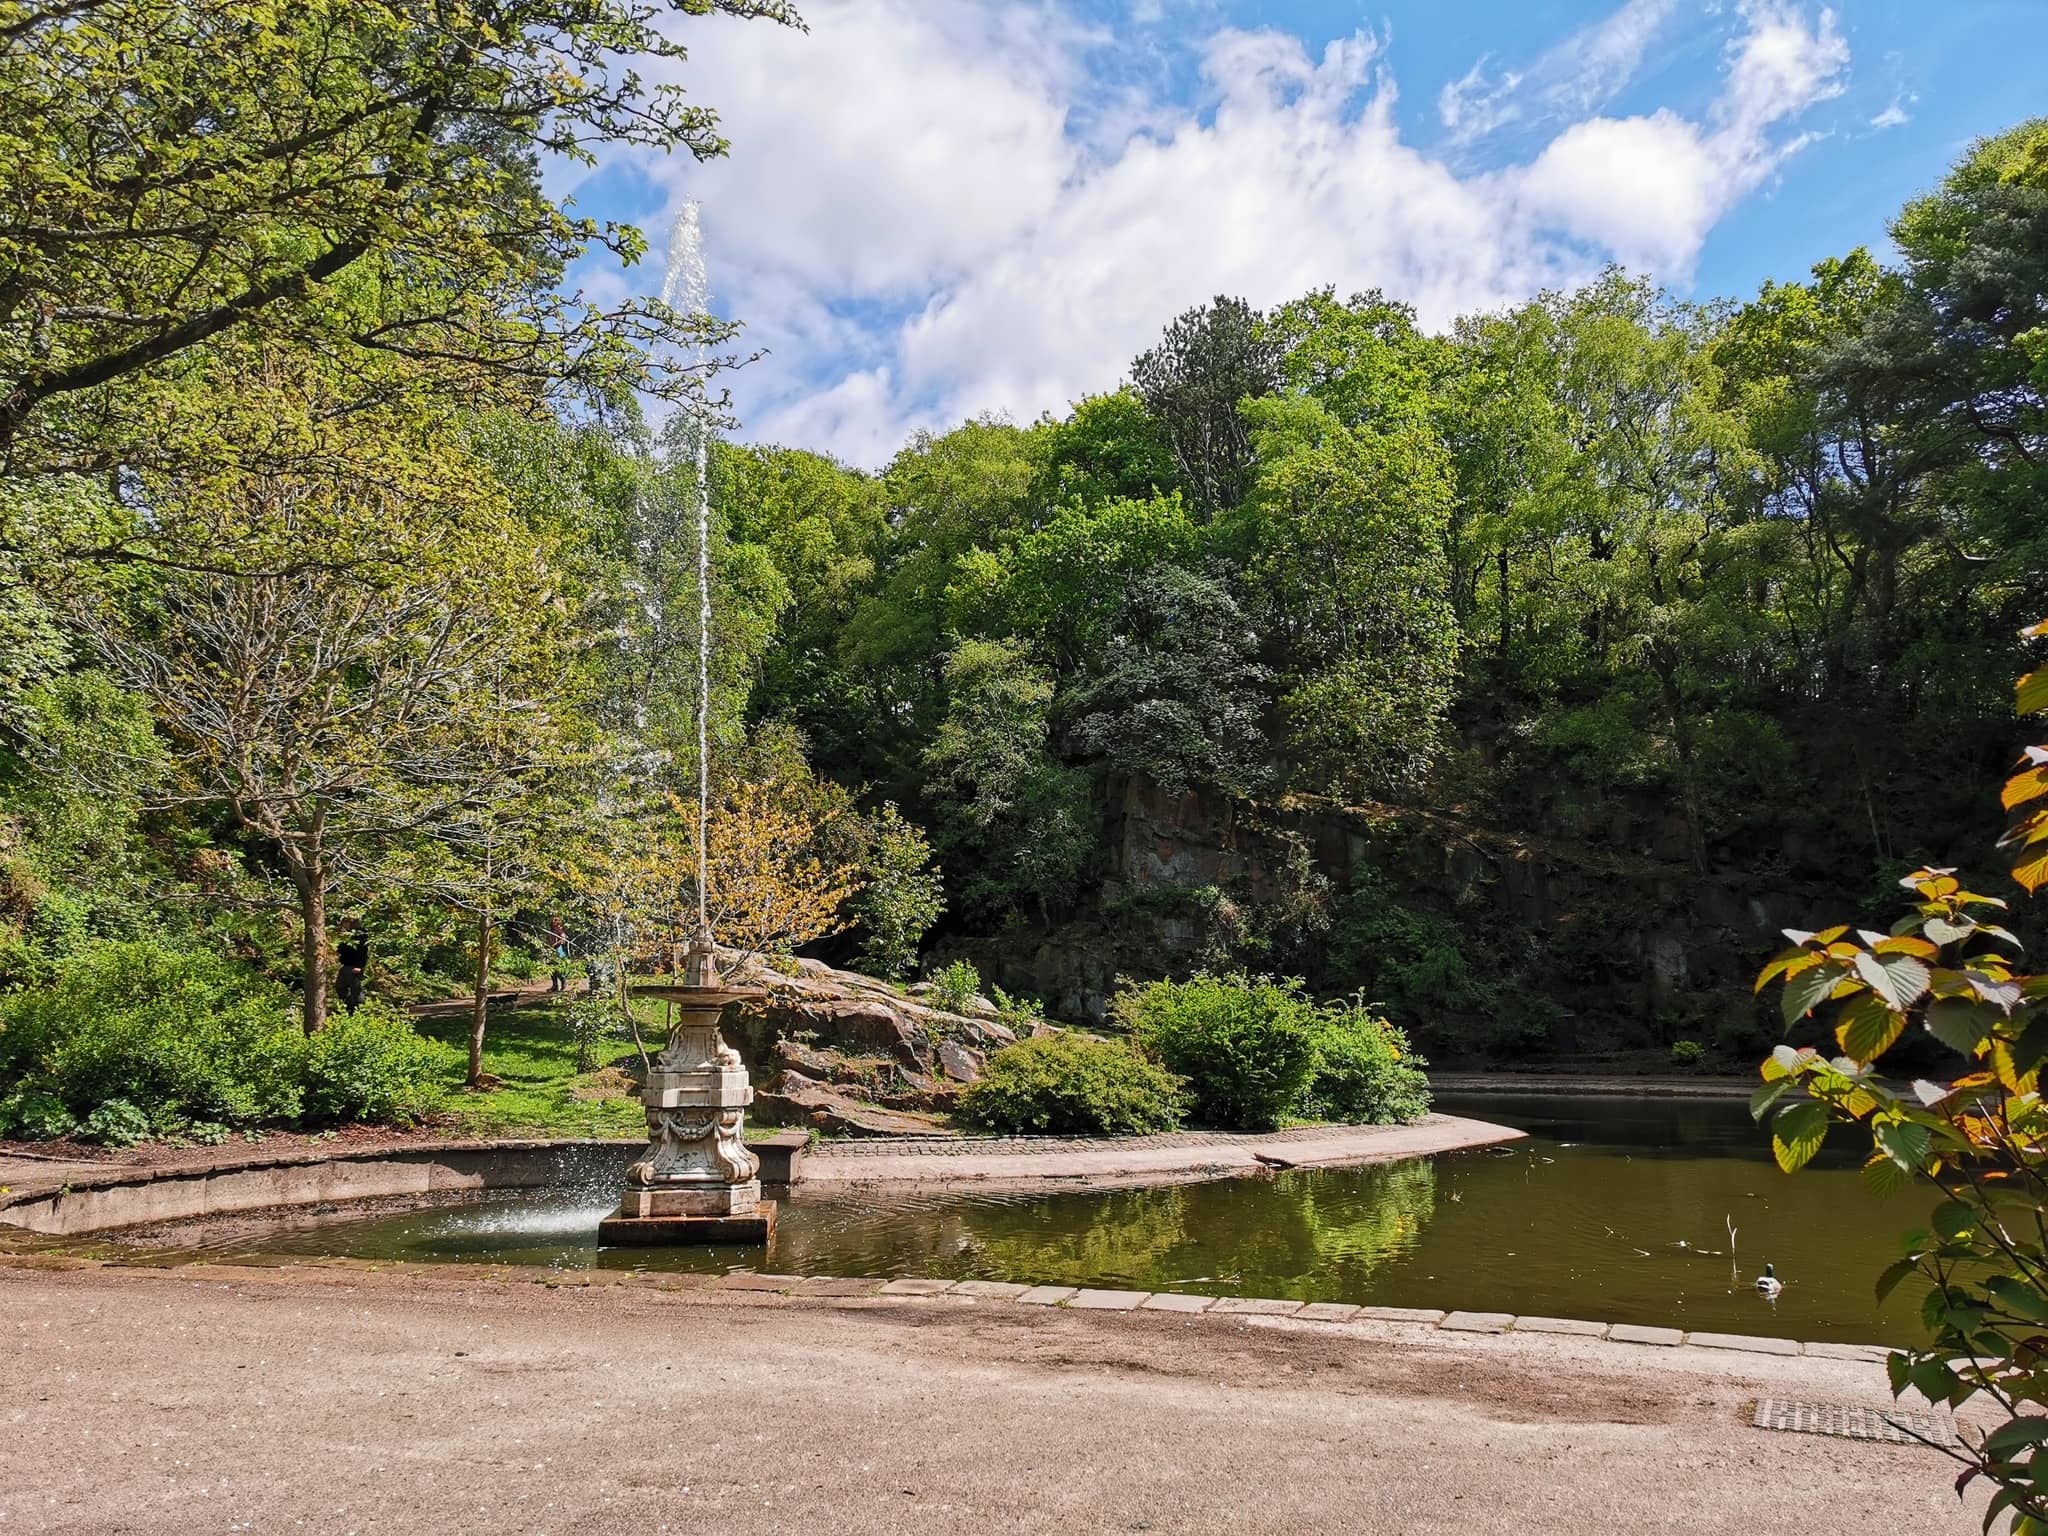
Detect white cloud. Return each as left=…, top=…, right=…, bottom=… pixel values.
left=1513, top=2, right=1847, bottom=275
left=594, top=0, right=1852, bottom=466
left=1438, top=0, right=1676, bottom=145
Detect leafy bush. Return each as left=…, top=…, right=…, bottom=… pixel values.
left=850, top=803, right=945, bottom=980
left=1669, top=1039, right=1706, bottom=1068
left=82, top=1097, right=150, bottom=1146
left=1751, top=598, right=2048, bottom=1527
left=1327, top=868, right=1496, bottom=1021
left=0, top=937, right=308, bottom=1128
left=1301, top=1000, right=1431, bottom=1123
left=0, top=1087, right=77, bottom=1140
left=301, top=1007, right=451, bottom=1126
left=958, top=1033, right=1185, bottom=1136
left=1113, top=972, right=1318, bottom=1131
left=561, top=997, right=616, bottom=1073
left=0, top=937, right=451, bottom=1138
left=924, top=958, right=982, bottom=1015
left=988, top=985, right=1045, bottom=1033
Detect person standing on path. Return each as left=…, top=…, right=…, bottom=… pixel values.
left=336, top=921, right=370, bottom=1013
left=548, top=914, right=569, bottom=994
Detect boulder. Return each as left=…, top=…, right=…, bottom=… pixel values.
left=753, top=1069, right=953, bottom=1138
left=936, top=1039, right=985, bottom=1084
left=721, top=949, right=1015, bottom=1069
left=774, top=1038, right=840, bottom=1078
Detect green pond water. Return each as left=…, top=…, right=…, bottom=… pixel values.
left=182, top=1092, right=1928, bottom=1344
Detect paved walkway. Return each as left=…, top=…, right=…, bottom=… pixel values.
left=799, top=1113, right=1522, bottom=1185
left=0, top=1258, right=1987, bottom=1535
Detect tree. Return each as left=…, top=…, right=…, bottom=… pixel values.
left=1063, top=564, right=1269, bottom=799
left=1033, top=390, right=1178, bottom=509
left=0, top=0, right=797, bottom=483
left=1224, top=395, right=1459, bottom=798
left=1266, top=287, right=1440, bottom=435
left=79, top=401, right=562, bottom=1033
left=395, top=737, right=579, bottom=1086
left=837, top=418, right=1042, bottom=788
left=1130, top=296, right=1280, bottom=520
left=846, top=803, right=943, bottom=981
left=923, top=637, right=1091, bottom=922
left=1004, top=494, right=1202, bottom=674
left=680, top=778, right=864, bottom=961
left=713, top=442, right=885, bottom=771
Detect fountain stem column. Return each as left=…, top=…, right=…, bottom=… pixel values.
left=597, top=931, right=774, bottom=1245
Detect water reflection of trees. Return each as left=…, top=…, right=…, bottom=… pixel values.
left=768, top=1161, right=1441, bottom=1295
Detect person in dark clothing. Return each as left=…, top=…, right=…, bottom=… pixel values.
left=548, top=914, right=569, bottom=994
left=336, top=921, right=369, bottom=1013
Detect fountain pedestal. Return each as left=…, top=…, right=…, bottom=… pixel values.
left=598, top=936, right=776, bottom=1246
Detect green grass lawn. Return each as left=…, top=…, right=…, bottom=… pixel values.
left=412, top=1000, right=649, bottom=1140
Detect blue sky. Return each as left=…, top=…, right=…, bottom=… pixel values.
left=568, top=1, right=2048, bottom=466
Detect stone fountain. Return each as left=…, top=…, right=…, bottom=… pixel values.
left=596, top=205, right=774, bottom=1245
left=598, top=929, right=774, bottom=1245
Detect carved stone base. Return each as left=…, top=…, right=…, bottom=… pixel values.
left=615, top=1182, right=761, bottom=1218
left=609, top=935, right=773, bottom=1245
left=598, top=1200, right=777, bottom=1247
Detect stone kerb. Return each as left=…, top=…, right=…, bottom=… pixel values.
left=683, top=1269, right=1895, bottom=1365
left=0, top=1133, right=813, bottom=1238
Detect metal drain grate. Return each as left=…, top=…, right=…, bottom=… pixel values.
left=1752, top=1398, right=1962, bottom=1448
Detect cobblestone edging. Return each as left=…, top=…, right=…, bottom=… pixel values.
left=815, top=1124, right=1425, bottom=1156
left=662, top=1269, right=1893, bottom=1365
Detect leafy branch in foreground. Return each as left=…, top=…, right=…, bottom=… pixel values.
left=1756, top=616, right=2048, bottom=1535
left=0, top=0, right=801, bottom=480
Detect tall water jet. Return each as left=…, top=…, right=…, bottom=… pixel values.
left=599, top=204, right=773, bottom=1246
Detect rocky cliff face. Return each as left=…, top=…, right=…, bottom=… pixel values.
left=944, top=776, right=1850, bottom=1058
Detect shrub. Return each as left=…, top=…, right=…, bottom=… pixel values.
left=1669, top=1038, right=1706, bottom=1068
left=1326, top=868, right=1496, bottom=1020
left=0, top=937, right=307, bottom=1128
left=989, top=985, right=1045, bottom=1033
left=850, top=803, right=945, bottom=980
left=1302, top=1000, right=1431, bottom=1124
left=302, top=1007, right=451, bottom=1126
left=0, top=937, right=452, bottom=1139
left=562, top=997, right=616, bottom=1073
left=0, top=1087, right=77, bottom=1140
left=958, top=1033, right=1185, bottom=1136
left=924, top=958, right=982, bottom=1015
left=81, top=1097, right=150, bottom=1146
left=1113, top=972, right=1318, bottom=1132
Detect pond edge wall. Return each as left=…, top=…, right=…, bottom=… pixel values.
left=0, top=1133, right=810, bottom=1237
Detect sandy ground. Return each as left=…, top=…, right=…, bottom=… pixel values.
left=1, top=1259, right=1987, bottom=1536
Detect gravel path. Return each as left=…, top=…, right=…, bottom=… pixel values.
left=0, top=1258, right=1987, bottom=1535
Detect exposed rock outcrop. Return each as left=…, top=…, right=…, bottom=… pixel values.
left=710, top=950, right=1015, bottom=1136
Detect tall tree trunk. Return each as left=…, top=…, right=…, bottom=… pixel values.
left=469, top=899, right=492, bottom=1088
left=299, top=862, right=328, bottom=1036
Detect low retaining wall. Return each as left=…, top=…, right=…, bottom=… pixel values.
left=0, top=1133, right=810, bottom=1237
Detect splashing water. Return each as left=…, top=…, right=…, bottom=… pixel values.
left=662, top=204, right=713, bottom=931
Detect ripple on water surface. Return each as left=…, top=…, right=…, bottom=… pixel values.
left=174, top=1093, right=1928, bottom=1344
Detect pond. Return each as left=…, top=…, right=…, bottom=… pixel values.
left=178, top=1092, right=1928, bottom=1344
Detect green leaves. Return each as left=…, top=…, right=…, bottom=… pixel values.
left=1836, top=993, right=1905, bottom=1062
left=1781, top=959, right=1845, bottom=1025
left=1771, top=1100, right=1828, bottom=1172
left=2019, top=669, right=2048, bottom=717
left=1854, top=949, right=1932, bottom=1012
left=1873, top=1119, right=1931, bottom=1173
left=1926, top=997, right=1994, bottom=1055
